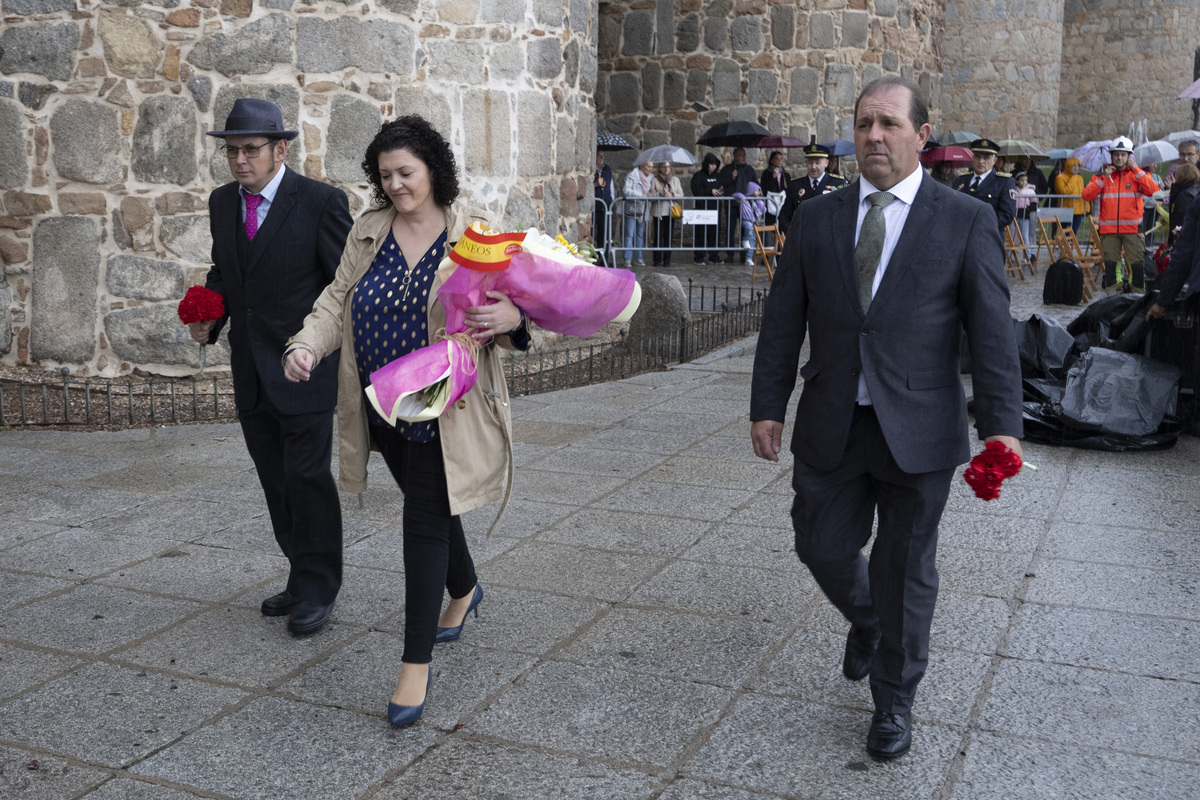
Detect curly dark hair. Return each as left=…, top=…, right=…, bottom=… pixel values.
left=361, top=115, right=459, bottom=208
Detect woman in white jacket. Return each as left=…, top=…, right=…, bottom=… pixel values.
left=622, top=161, right=653, bottom=267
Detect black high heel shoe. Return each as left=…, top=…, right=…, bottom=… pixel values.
left=435, top=584, right=483, bottom=643
left=387, top=669, right=431, bottom=728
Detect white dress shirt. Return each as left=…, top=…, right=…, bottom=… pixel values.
left=239, top=163, right=287, bottom=230
left=854, top=165, right=925, bottom=404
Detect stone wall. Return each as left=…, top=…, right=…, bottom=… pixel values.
left=1058, top=0, right=1200, bottom=143
left=939, top=0, right=1064, bottom=146
left=0, top=0, right=598, bottom=376
left=594, top=0, right=945, bottom=173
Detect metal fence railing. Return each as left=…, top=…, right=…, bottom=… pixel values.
left=0, top=285, right=769, bottom=427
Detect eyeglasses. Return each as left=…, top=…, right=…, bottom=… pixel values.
left=220, top=142, right=274, bottom=159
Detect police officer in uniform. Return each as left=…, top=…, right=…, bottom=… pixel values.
left=953, top=138, right=1016, bottom=242
left=779, top=141, right=849, bottom=235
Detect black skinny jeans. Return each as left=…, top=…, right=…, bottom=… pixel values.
left=372, top=424, right=477, bottom=665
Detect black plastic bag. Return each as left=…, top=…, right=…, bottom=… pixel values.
left=1060, top=349, right=1180, bottom=436
left=1014, top=314, right=1076, bottom=379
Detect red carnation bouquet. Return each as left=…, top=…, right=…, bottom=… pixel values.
left=1153, top=244, right=1172, bottom=276
left=177, top=285, right=225, bottom=372
left=963, top=441, right=1035, bottom=502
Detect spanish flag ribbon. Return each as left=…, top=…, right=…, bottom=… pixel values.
left=448, top=226, right=526, bottom=272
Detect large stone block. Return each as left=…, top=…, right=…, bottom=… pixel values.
left=771, top=6, right=795, bottom=51
left=816, top=107, right=836, bottom=142
left=0, top=101, right=27, bottom=190
left=105, top=255, right=186, bottom=301
left=187, top=76, right=212, bottom=111
left=31, top=217, right=99, bottom=363
left=490, top=41, right=524, bottom=82
left=655, top=0, right=674, bottom=54
left=686, top=69, right=707, bottom=104
left=0, top=23, right=78, bottom=82
left=555, top=115, right=574, bottom=175
left=4, top=0, right=73, bottom=13
left=608, top=72, right=639, bottom=114
left=663, top=70, right=685, bottom=111
left=394, top=85, right=452, bottom=143
left=50, top=100, right=123, bottom=184
left=748, top=70, right=777, bottom=105
left=862, top=63, right=883, bottom=87
left=730, top=17, right=763, bottom=51
left=98, top=13, right=162, bottom=79
left=809, top=12, right=835, bottom=49
left=0, top=283, right=10, bottom=354
left=159, top=215, right=212, bottom=263
left=132, top=97, right=198, bottom=185
left=297, top=18, right=414, bottom=74
left=502, top=187, right=536, bottom=230
left=186, top=14, right=292, bottom=78
left=480, top=0, right=522, bottom=23
left=533, top=0, right=561, bottom=26
left=428, top=40, right=485, bottom=84
left=876, top=0, right=898, bottom=15
left=325, top=95, right=380, bottom=185
left=564, top=38, right=580, bottom=87
left=712, top=59, right=741, bottom=106
left=626, top=273, right=690, bottom=344
left=642, top=62, right=662, bottom=111
left=463, top=89, right=510, bottom=176
left=527, top=37, right=562, bottom=81
left=106, top=304, right=229, bottom=367
left=622, top=11, right=654, bottom=57
left=790, top=66, right=819, bottom=105
left=676, top=14, right=699, bottom=53
left=543, top=179, right=560, bottom=233
left=704, top=18, right=728, bottom=51
left=517, top=92, right=552, bottom=177
left=209, top=84, right=300, bottom=183
left=843, top=10, right=869, bottom=48
left=568, top=0, right=588, bottom=32
left=575, top=102, right=594, bottom=174
left=579, top=43, right=598, bottom=94
left=824, top=64, right=856, bottom=107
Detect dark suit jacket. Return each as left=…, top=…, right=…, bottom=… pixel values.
left=781, top=172, right=849, bottom=228
left=1158, top=192, right=1200, bottom=305
left=205, top=167, right=353, bottom=415
left=751, top=172, right=1023, bottom=475
left=954, top=171, right=1017, bottom=231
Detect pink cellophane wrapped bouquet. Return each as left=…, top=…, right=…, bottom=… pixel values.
left=367, top=226, right=641, bottom=425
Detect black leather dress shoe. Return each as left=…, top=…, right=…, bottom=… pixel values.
left=867, top=711, right=912, bottom=760
left=842, top=624, right=881, bottom=681
left=287, top=601, right=333, bottom=636
left=260, top=591, right=298, bottom=617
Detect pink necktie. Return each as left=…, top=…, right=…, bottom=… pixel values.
left=244, top=193, right=262, bottom=240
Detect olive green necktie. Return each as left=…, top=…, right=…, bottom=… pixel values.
left=855, top=191, right=896, bottom=313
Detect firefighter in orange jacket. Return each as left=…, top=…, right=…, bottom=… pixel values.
left=1081, top=136, right=1159, bottom=290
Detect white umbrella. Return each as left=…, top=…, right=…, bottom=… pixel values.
left=1165, top=130, right=1200, bottom=146
left=1070, top=140, right=1112, bottom=172
left=633, top=145, right=697, bottom=166
left=1133, top=139, right=1179, bottom=167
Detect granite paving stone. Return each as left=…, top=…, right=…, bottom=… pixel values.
left=282, top=631, right=534, bottom=729
left=461, top=497, right=576, bottom=538
left=78, top=778, right=211, bottom=799
left=0, top=528, right=169, bottom=580
left=942, top=484, right=1059, bottom=519
left=650, top=395, right=754, bottom=419
left=557, top=606, right=785, bottom=687
left=951, top=730, right=1200, bottom=800
left=0, top=641, right=80, bottom=701
left=0, top=662, right=245, bottom=767
left=685, top=693, right=962, bottom=799
left=594, top=481, right=754, bottom=521
left=510, top=440, right=565, bottom=466
left=934, top=546, right=1030, bottom=599
left=0, top=569, right=72, bottom=611
left=646, top=455, right=785, bottom=490
left=1004, top=604, right=1200, bottom=681
left=6, top=448, right=136, bottom=481
left=374, top=584, right=605, bottom=654
left=79, top=456, right=225, bottom=493
left=89, top=496, right=264, bottom=541
left=574, top=426, right=708, bottom=455
left=0, top=584, right=200, bottom=654
left=96, top=543, right=286, bottom=603
left=523, top=445, right=669, bottom=477
left=0, top=482, right=151, bottom=527
left=180, top=472, right=275, bottom=506
left=509, top=419, right=597, bottom=446
left=657, top=779, right=790, bottom=800
left=324, top=564, right=406, bottom=626
left=483, top=541, right=666, bottom=601
left=132, top=695, right=432, bottom=798
left=1066, top=464, right=1200, bottom=500
left=937, top=509, right=1045, bottom=554
left=511, top=468, right=627, bottom=505
left=0, top=519, right=62, bottom=551
left=115, top=606, right=354, bottom=687
left=680, top=522, right=797, bottom=569
left=516, top=401, right=645, bottom=426
left=721, top=489, right=795, bottom=527
left=1041, top=520, right=1200, bottom=571
left=629, top=559, right=818, bottom=623
left=1026, top=558, right=1200, bottom=619
left=376, top=738, right=657, bottom=800
left=540, top=508, right=707, bottom=555
left=979, top=659, right=1200, bottom=761
left=621, top=409, right=734, bottom=435
left=471, top=660, right=732, bottom=768
left=0, top=743, right=109, bottom=800
left=1053, top=489, right=1199, bottom=533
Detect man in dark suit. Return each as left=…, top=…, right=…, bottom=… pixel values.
left=953, top=138, right=1017, bottom=244
left=750, top=77, right=1023, bottom=760
left=187, top=99, right=353, bottom=636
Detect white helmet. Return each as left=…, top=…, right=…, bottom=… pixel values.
left=1110, top=136, right=1134, bottom=153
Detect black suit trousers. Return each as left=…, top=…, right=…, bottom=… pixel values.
left=238, top=382, right=342, bottom=605
left=790, top=405, right=954, bottom=714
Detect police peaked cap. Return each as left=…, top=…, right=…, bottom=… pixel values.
left=803, top=143, right=831, bottom=159
left=969, top=138, right=1000, bottom=155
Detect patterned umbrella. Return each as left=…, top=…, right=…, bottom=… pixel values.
left=596, top=131, right=633, bottom=151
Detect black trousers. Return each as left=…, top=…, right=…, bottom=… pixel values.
left=594, top=201, right=609, bottom=267
left=238, top=386, right=342, bottom=605
left=652, top=215, right=673, bottom=265
left=790, top=405, right=954, bottom=714
left=372, top=425, right=477, bottom=665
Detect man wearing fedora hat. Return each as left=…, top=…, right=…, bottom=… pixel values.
left=953, top=138, right=1016, bottom=245
left=187, top=98, right=353, bottom=636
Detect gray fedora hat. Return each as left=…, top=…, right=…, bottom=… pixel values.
left=207, top=98, right=298, bottom=140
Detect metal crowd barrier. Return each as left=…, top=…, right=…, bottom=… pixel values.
left=606, top=195, right=749, bottom=266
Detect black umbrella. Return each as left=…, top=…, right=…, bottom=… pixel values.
left=698, top=121, right=770, bottom=148
left=596, top=131, right=633, bottom=151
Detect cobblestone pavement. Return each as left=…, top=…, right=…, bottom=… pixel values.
left=1, top=269, right=1197, bottom=799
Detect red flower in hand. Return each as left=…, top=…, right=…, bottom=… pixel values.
left=177, top=286, right=225, bottom=325
left=963, top=441, right=1023, bottom=502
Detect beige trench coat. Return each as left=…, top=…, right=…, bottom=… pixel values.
left=288, top=202, right=517, bottom=521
